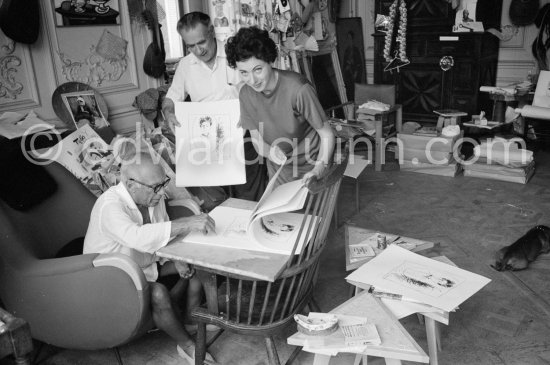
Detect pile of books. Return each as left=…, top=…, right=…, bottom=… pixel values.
left=397, top=132, right=463, bottom=177
left=346, top=245, right=491, bottom=315
left=463, top=138, right=535, bottom=184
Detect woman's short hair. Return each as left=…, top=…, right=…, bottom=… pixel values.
left=225, top=26, right=278, bottom=68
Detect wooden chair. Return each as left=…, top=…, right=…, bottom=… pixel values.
left=327, top=84, right=402, bottom=172
left=191, top=151, right=349, bottom=365
left=353, top=83, right=403, bottom=172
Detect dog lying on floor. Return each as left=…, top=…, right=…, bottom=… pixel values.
left=491, top=225, right=550, bottom=271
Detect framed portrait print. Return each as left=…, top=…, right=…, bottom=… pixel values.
left=61, top=91, right=109, bottom=130
left=336, top=17, right=367, bottom=102
left=53, top=0, right=120, bottom=26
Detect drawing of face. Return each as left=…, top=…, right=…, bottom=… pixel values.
left=236, top=56, right=277, bottom=94
left=199, top=117, right=213, bottom=137
left=265, top=218, right=295, bottom=233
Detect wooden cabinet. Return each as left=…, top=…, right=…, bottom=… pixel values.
left=373, top=0, right=501, bottom=124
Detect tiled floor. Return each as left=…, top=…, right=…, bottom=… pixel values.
left=8, top=145, right=550, bottom=365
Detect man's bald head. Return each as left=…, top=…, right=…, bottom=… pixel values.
left=121, top=152, right=165, bottom=183
left=121, top=152, right=169, bottom=207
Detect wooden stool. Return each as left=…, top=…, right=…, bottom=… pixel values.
left=434, top=110, right=467, bottom=132
left=349, top=255, right=457, bottom=365
left=287, top=291, right=429, bottom=365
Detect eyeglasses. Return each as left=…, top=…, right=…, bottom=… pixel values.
left=130, top=176, right=171, bottom=194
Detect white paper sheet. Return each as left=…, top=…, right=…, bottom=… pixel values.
left=175, top=100, right=245, bottom=186
left=533, top=70, right=550, bottom=108
left=0, top=111, right=56, bottom=139
left=346, top=245, right=491, bottom=312
left=181, top=205, right=313, bottom=255
left=45, top=124, right=111, bottom=184
left=344, top=155, right=371, bottom=179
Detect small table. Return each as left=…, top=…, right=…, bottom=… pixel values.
left=334, top=156, right=371, bottom=227
left=371, top=255, right=457, bottom=365
left=488, top=92, right=533, bottom=124
left=345, top=225, right=436, bottom=272
left=287, top=291, right=429, bottom=365
left=157, top=198, right=290, bottom=282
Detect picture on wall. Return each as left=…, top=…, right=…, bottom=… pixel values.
left=336, top=17, right=366, bottom=102
left=61, top=91, right=110, bottom=130
left=53, top=0, right=120, bottom=26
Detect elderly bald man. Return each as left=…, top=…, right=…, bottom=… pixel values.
left=84, top=152, right=217, bottom=364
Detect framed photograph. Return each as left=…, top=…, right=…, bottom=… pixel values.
left=53, top=0, right=120, bottom=27
left=336, top=17, right=366, bottom=102
left=61, top=91, right=110, bottom=131
left=454, top=0, right=476, bottom=26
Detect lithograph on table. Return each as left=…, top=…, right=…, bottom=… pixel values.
left=346, top=245, right=491, bottom=312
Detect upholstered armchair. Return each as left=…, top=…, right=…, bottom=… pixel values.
left=0, top=160, right=155, bottom=355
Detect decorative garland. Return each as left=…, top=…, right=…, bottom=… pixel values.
left=383, top=0, right=408, bottom=64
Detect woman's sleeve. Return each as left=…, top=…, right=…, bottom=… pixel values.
left=296, top=83, right=327, bottom=129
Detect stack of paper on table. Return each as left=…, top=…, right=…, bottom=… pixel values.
left=355, top=101, right=392, bottom=136
left=288, top=291, right=429, bottom=362
left=346, top=227, right=435, bottom=271
left=380, top=256, right=457, bottom=323
left=346, top=245, right=491, bottom=313
left=296, top=313, right=381, bottom=353
left=179, top=163, right=314, bottom=256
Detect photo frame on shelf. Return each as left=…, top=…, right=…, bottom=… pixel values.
left=336, top=17, right=367, bottom=102
left=61, top=91, right=110, bottom=131
left=53, top=0, right=121, bottom=27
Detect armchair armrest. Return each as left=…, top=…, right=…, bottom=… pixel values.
left=1, top=253, right=152, bottom=350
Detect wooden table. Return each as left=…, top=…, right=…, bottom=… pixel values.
left=344, top=225, right=449, bottom=365
left=156, top=198, right=290, bottom=282
left=367, top=255, right=458, bottom=365
left=287, top=291, right=429, bottom=365
left=345, top=225, right=436, bottom=272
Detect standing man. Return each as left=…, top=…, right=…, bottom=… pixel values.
left=163, top=11, right=267, bottom=202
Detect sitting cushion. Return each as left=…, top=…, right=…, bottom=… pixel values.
left=0, top=141, right=57, bottom=211
left=55, top=237, right=84, bottom=258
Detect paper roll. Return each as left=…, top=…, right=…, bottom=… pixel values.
left=516, top=105, right=550, bottom=120
left=473, top=143, right=533, bottom=167
left=479, top=86, right=516, bottom=95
